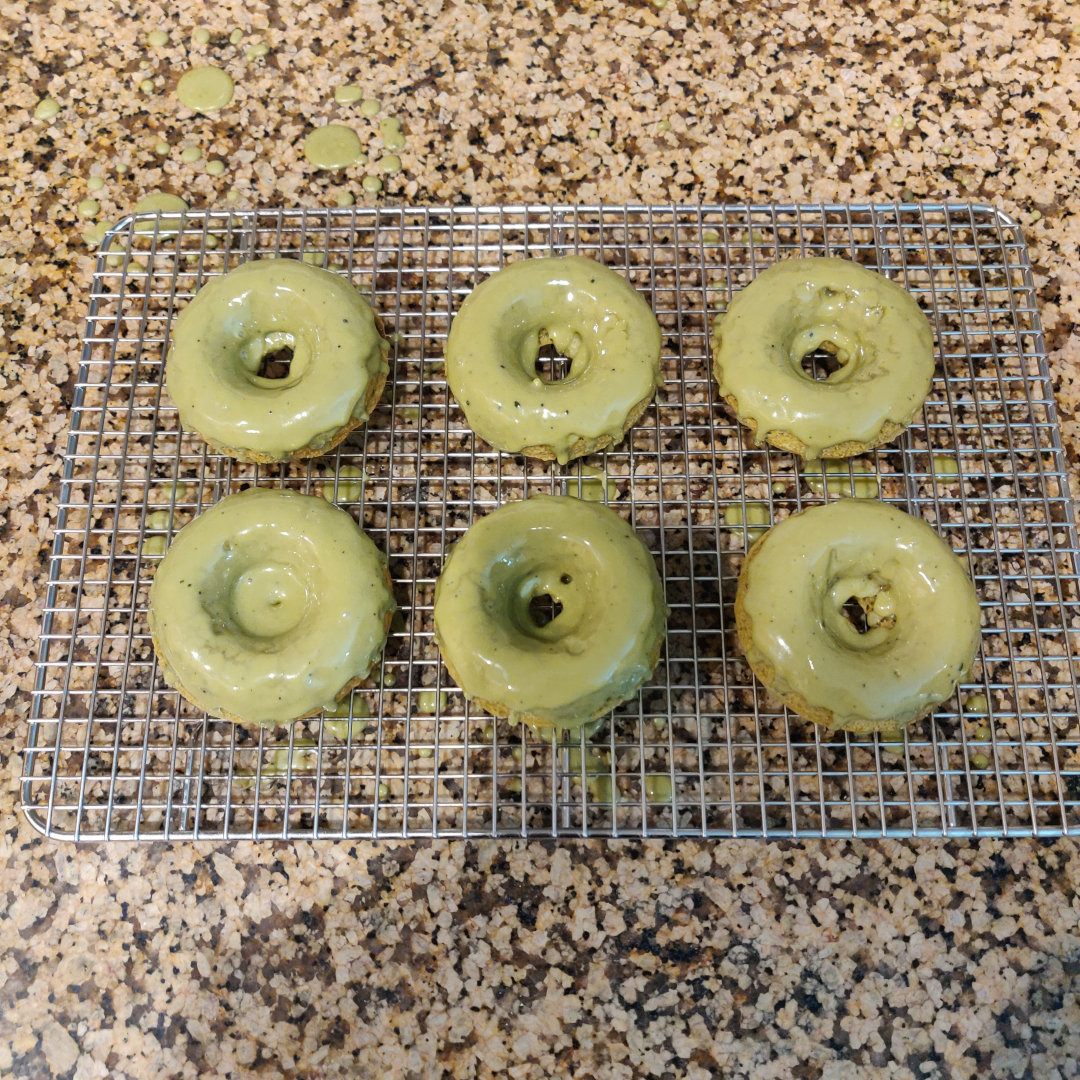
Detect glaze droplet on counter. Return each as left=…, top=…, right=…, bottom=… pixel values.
left=304, top=124, right=364, bottom=170
left=177, top=66, right=235, bottom=112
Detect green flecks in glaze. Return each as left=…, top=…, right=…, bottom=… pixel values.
left=378, top=116, right=405, bottom=150
left=34, top=96, right=61, bottom=121
left=177, top=66, right=235, bottom=113
left=303, top=124, right=363, bottom=170
left=335, top=84, right=364, bottom=104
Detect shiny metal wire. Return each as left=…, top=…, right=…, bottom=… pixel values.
left=22, top=203, right=1080, bottom=840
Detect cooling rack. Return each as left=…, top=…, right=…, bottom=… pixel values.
left=23, top=203, right=1080, bottom=840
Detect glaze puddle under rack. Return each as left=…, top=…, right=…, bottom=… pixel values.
left=23, top=203, right=1080, bottom=840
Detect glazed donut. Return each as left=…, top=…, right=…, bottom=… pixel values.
left=149, top=487, right=395, bottom=728
left=167, top=259, right=389, bottom=463
left=444, top=256, right=663, bottom=464
left=433, top=495, right=668, bottom=730
left=735, top=499, right=981, bottom=735
left=711, top=257, right=934, bottom=459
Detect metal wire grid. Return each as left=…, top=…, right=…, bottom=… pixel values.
left=22, top=202, right=1080, bottom=841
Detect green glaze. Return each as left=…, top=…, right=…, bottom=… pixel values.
left=378, top=116, right=405, bottom=150
left=444, top=256, right=663, bottom=464
left=360, top=97, right=380, bottom=116
left=304, top=124, right=363, bottom=170
left=246, top=42, right=269, bottom=59
left=180, top=145, right=202, bottom=163
left=149, top=488, right=394, bottom=728
left=77, top=198, right=100, bottom=218
left=335, top=84, right=363, bottom=104
left=192, top=27, right=211, bottom=44
left=35, top=96, right=61, bottom=121
left=335, top=190, right=355, bottom=207
left=802, top=458, right=879, bottom=498
left=433, top=496, right=668, bottom=730
left=712, top=257, right=934, bottom=459
left=167, top=258, right=389, bottom=462
left=361, top=175, right=381, bottom=193
left=147, top=29, right=169, bottom=46
left=132, top=192, right=188, bottom=235
left=86, top=175, right=105, bottom=191
left=378, top=153, right=401, bottom=174
left=723, top=501, right=770, bottom=543
left=177, top=66, right=235, bottom=112
left=736, top=500, right=981, bottom=733
left=205, top=158, right=226, bottom=176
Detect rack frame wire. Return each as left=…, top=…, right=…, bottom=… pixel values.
left=22, top=202, right=1080, bottom=840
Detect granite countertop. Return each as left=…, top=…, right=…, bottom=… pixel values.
left=2, top=2, right=1079, bottom=1077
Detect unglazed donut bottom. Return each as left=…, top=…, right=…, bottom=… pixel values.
left=735, top=499, right=981, bottom=736
left=444, top=256, right=663, bottom=465
left=148, top=488, right=395, bottom=728
left=432, top=495, right=668, bottom=731
left=167, top=258, right=389, bottom=464
left=711, top=257, right=935, bottom=460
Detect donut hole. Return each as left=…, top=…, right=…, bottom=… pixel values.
left=800, top=344, right=845, bottom=381
left=257, top=345, right=295, bottom=380
left=529, top=593, right=564, bottom=627
left=840, top=595, right=872, bottom=634
left=534, top=340, right=573, bottom=383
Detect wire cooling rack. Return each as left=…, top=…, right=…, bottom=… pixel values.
left=23, top=203, right=1080, bottom=840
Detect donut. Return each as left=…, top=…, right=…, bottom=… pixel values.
left=735, top=499, right=981, bottom=735
left=167, top=259, right=389, bottom=463
left=433, top=495, right=668, bottom=730
left=148, top=487, right=395, bottom=729
left=444, top=256, right=663, bottom=464
left=711, top=257, right=934, bottom=459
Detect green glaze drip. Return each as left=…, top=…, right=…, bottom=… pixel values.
left=246, top=42, right=269, bottom=59
left=360, top=97, right=380, bottom=116
left=86, top=175, right=105, bottom=191
left=229, top=28, right=243, bottom=44
left=361, top=175, right=382, bottom=193
left=166, top=258, right=388, bottom=461
left=335, top=190, right=355, bottom=207
left=724, top=502, right=770, bottom=543
left=192, top=27, right=211, bottom=44
left=177, top=66, right=235, bottom=112
left=140, top=79, right=155, bottom=94
left=303, top=124, right=363, bottom=170
left=35, top=96, right=60, bottom=121
left=378, top=116, right=405, bottom=150
left=154, top=139, right=170, bottom=155
left=416, top=690, right=447, bottom=714
left=180, top=145, right=202, bottom=163
left=148, top=488, right=395, bottom=728
left=378, top=154, right=402, bottom=174
left=77, top=198, right=100, bottom=218
left=147, top=29, right=169, bottom=46
left=433, top=495, right=668, bottom=731
left=802, top=458, right=879, bottom=499
left=932, top=455, right=960, bottom=480
left=444, top=255, right=662, bottom=464
left=335, top=84, right=363, bottom=104
left=132, top=192, right=188, bottom=235
left=206, top=158, right=226, bottom=176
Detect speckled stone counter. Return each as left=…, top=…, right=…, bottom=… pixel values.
left=2, top=2, right=1079, bottom=1077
